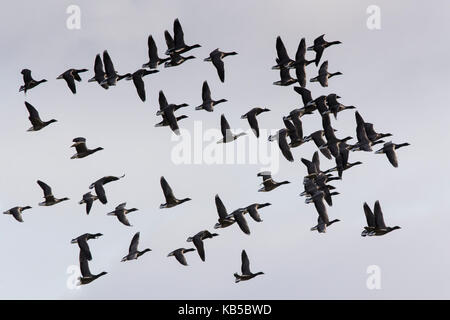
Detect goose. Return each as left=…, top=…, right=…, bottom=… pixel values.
left=167, top=248, right=196, bottom=266
left=311, top=174, right=340, bottom=207
left=241, top=107, right=270, bottom=137
left=273, top=65, right=297, bottom=86
left=24, top=101, right=57, bottom=132
left=301, top=151, right=321, bottom=176
left=217, top=114, right=247, bottom=143
left=106, top=202, right=138, bottom=227
left=272, top=36, right=294, bottom=69
left=276, top=128, right=294, bottom=162
left=325, top=94, right=355, bottom=119
left=78, top=251, right=107, bottom=285
left=123, top=69, right=159, bottom=102
left=56, top=68, right=88, bottom=94
left=160, top=176, right=191, bottom=208
left=195, top=81, right=227, bottom=112
left=213, top=194, right=235, bottom=229
left=37, top=180, right=69, bottom=206
left=155, top=114, right=188, bottom=128
left=285, top=107, right=314, bottom=123
left=101, top=50, right=127, bottom=86
left=121, top=232, right=151, bottom=262
left=187, top=230, right=219, bottom=261
left=142, top=35, right=170, bottom=69
left=364, top=123, right=392, bottom=142
left=283, top=116, right=305, bottom=148
left=204, top=49, right=237, bottom=82
left=303, top=130, right=333, bottom=159
left=293, top=86, right=315, bottom=109
left=164, top=30, right=175, bottom=54
left=234, top=250, right=264, bottom=283
left=156, top=90, right=189, bottom=116
left=71, top=233, right=103, bottom=261
left=165, top=18, right=201, bottom=55
left=351, top=111, right=385, bottom=152
left=268, top=119, right=298, bottom=154
left=375, top=142, right=410, bottom=168
left=19, top=69, right=47, bottom=93
left=362, top=201, right=401, bottom=236
left=257, top=171, right=290, bottom=192
left=305, top=190, right=329, bottom=225
left=307, top=34, right=342, bottom=66
left=3, top=206, right=32, bottom=222
left=227, top=208, right=251, bottom=235
left=293, top=38, right=315, bottom=87
left=89, top=174, right=125, bottom=204
left=314, top=95, right=330, bottom=115
left=88, top=54, right=108, bottom=89
left=158, top=106, right=183, bottom=135
left=320, top=114, right=352, bottom=158
left=310, top=215, right=340, bottom=233
left=164, top=52, right=195, bottom=68
left=310, top=61, right=342, bottom=87
left=79, top=192, right=98, bottom=214
left=325, top=161, right=363, bottom=177
left=70, top=137, right=104, bottom=159
left=242, top=203, right=271, bottom=222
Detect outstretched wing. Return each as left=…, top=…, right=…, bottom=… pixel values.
left=241, top=250, right=251, bottom=275
left=215, top=194, right=228, bottom=219
left=202, top=81, right=212, bottom=102
left=211, top=54, right=225, bottom=82
left=173, top=18, right=186, bottom=48
left=160, top=176, right=175, bottom=201
left=129, top=232, right=140, bottom=254
left=363, top=202, right=376, bottom=227
left=374, top=200, right=387, bottom=229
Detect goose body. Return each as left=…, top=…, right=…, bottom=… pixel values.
left=19, top=69, right=47, bottom=93
left=160, top=176, right=191, bottom=208
left=241, top=107, right=270, bottom=138
left=273, top=65, right=297, bottom=86
left=213, top=194, right=235, bottom=229
left=307, top=34, right=342, bottom=66
left=165, top=18, right=201, bottom=55
left=70, top=137, right=104, bottom=159
left=106, top=202, right=138, bottom=227
left=24, top=102, right=57, bottom=132
left=57, top=68, right=88, bottom=94
left=123, top=69, right=159, bottom=102
left=121, top=232, right=151, bottom=262
left=186, top=230, right=219, bottom=261
left=361, top=201, right=401, bottom=236
left=234, top=250, right=264, bottom=283
left=204, top=48, right=237, bottom=82
left=89, top=174, right=125, bottom=205
left=195, top=81, right=227, bottom=112
left=142, top=35, right=170, bottom=69
left=310, top=61, right=342, bottom=87
left=79, top=192, right=98, bottom=214
left=88, top=54, right=109, bottom=89
left=71, top=233, right=103, bottom=261
left=37, top=180, right=69, bottom=206
left=3, top=206, right=32, bottom=223
left=375, top=142, right=410, bottom=168
left=167, top=248, right=196, bottom=266
left=217, top=114, right=247, bottom=143
left=257, top=171, right=290, bottom=192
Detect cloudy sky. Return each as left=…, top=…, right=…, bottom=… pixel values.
left=0, top=0, right=449, bottom=299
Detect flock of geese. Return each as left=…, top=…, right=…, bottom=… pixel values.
left=9, top=18, right=408, bottom=286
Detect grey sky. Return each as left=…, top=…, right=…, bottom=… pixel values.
left=0, top=0, right=449, bottom=299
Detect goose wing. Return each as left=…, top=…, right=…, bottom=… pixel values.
left=158, top=90, right=169, bottom=110
left=247, top=205, right=262, bottom=222
left=295, top=38, right=307, bottom=61
left=193, top=236, right=205, bottom=261
left=247, top=112, right=260, bottom=137
left=174, top=250, right=188, bottom=266
left=318, top=60, right=328, bottom=75
left=312, top=151, right=320, bottom=172
left=160, top=176, right=176, bottom=202
left=278, top=129, right=294, bottom=162
left=173, top=18, right=186, bottom=48
left=293, top=87, right=313, bottom=106
left=132, top=73, right=146, bottom=102
left=164, top=30, right=174, bottom=51
left=147, top=35, right=158, bottom=61
left=385, top=146, right=398, bottom=167
left=276, top=36, right=290, bottom=63
left=129, top=232, right=140, bottom=254
left=116, top=211, right=131, bottom=226
left=241, top=250, right=251, bottom=275
left=25, top=102, right=43, bottom=127
left=11, top=208, right=24, bottom=223
left=94, top=54, right=105, bottom=78
left=79, top=251, right=93, bottom=277
left=165, top=109, right=180, bottom=134
left=215, top=194, right=228, bottom=219
left=220, top=114, right=232, bottom=141
left=202, top=81, right=212, bottom=102
left=295, top=64, right=306, bottom=87
left=374, top=200, right=387, bottom=229
left=63, top=72, right=76, bottom=94
left=78, top=238, right=92, bottom=261
left=37, top=180, right=54, bottom=199
left=94, top=183, right=107, bottom=204
left=234, top=211, right=250, bottom=235
left=363, top=202, right=376, bottom=228
left=22, top=69, right=33, bottom=83
left=102, top=50, right=116, bottom=78
left=211, top=53, right=225, bottom=82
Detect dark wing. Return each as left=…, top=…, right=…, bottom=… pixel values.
left=103, top=50, right=115, bottom=77
left=247, top=206, right=262, bottom=222
left=296, top=38, right=307, bottom=61
left=276, top=36, right=290, bottom=62
left=234, top=211, right=250, bottom=235
left=374, top=201, right=387, bottom=229
left=363, top=202, right=376, bottom=227
left=129, top=232, right=140, bottom=254
left=291, top=116, right=303, bottom=139
left=85, top=198, right=93, bottom=214
left=94, top=54, right=105, bottom=77
left=293, top=87, right=313, bottom=106
left=314, top=47, right=324, bottom=66
left=164, top=109, right=180, bottom=135
left=215, top=194, right=228, bottom=219
left=94, top=183, right=107, bottom=204
left=116, top=211, right=131, bottom=226
left=241, top=250, right=251, bottom=275
left=79, top=251, right=92, bottom=277
left=132, top=74, right=146, bottom=102
left=279, top=66, right=291, bottom=81
left=193, top=236, right=205, bottom=261
left=312, top=151, right=320, bottom=172
left=63, top=72, right=76, bottom=94
left=211, top=54, right=225, bottom=82
left=147, top=35, right=158, bottom=61
left=37, top=180, right=53, bottom=198
left=220, top=114, right=231, bottom=140
left=78, top=238, right=92, bottom=261
left=22, top=69, right=33, bottom=83
left=318, top=60, right=328, bottom=75
left=160, top=176, right=175, bottom=202
left=278, top=130, right=294, bottom=162
left=75, top=142, right=89, bottom=154
left=247, top=113, right=260, bottom=137
left=385, top=148, right=398, bottom=168
left=159, top=90, right=169, bottom=110
left=295, top=64, right=306, bottom=87
left=174, top=251, right=188, bottom=266
left=164, top=30, right=174, bottom=51
left=24, top=102, right=43, bottom=126
left=12, top=209, right=24, bottom=223
left=313, top=193, right=329, bottom=225
left=173, top=18, right=186, bottom=48
left=202, top=81, right=212, bottom=102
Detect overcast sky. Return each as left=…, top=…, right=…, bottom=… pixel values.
left=0, top=0, right=449, bottom=299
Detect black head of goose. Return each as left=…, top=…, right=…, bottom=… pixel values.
left=24, top=102, right=57, bottom=132
left=3, top=206, right=32, bottom=223
left=307, top=34, right=342, bottom=66
left=19, top=69, right=47, bottom=93
left=57, top=68, right=88, bottom=94
left=70, top=137, right=104, bottom=159
left=234, top=250, right=264, bottom=283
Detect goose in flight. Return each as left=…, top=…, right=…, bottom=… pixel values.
left=121, top=232, right=152, bottom=262
left=257, top=171, right=290, bottom=192
left=272, top=36, right=294, bottom=69
left=101, top=50, right=127, bottom=86
left=242, top=203, right=271, bottom=222
left=19, top=69, right=47, bottom=93
left=374, top=142, right=410, bottom=168
left=364, top=123, right=392, bottom=143
left=70, top=137, right=104, bottom=159
left=24, top=102, right=57, bottom=132
left=79, top=192, right=98, bottom=215
left=164, top=52, right=196, bottom=68
left=107, top=202, right=138, bottom=227
left=71, top=233, right=103, bottom=261
left=273, top=65, right=297, bottom=86
left=293, top=38, right=315, bottom=87
left=160, top=176, right=191, bottom=209
left=234, top=250, right=264, bottom=283
left=361, top=201, right=401, bottom=236
left=227, top=208, right=251, bottom=235
left=307, top=34, right=342, bottom=66
left=78, top=251, right=107, bottom=285
left=37, top=180, right=69, bottom=206
left=310, top=215, right=340, bottom=233
left=167, top=248, right=196, bottom=266
left=123, top=69, right=159, bottom=102
left=218, top=114, right=247, bottom=143
left=3, top=206, right=32, bottom=223
left=351, top=111, right=385, bottom=152
left=303, top=130, right=333, bottom=159
left=310, top=60, right=342, bottom=87
left=165, top=18, right=201, bottom=55
left=156, top=90, right=189, bottom=116
left=195, top=81, right=227, bottom=112
left=325, top=94, right=355, bottom=119
left=89, top=174, right=125, bottom=205
left=88, top=54, right=108, bottom=89
left=241, top=107, right=270, bottom=138
left=213, top=194, right=235, bottom=229
left=142, top=35, right=170, bottom=69
left=187, top=230, right=219, bottom=261
left=204, top=48, right=237, bottom=82
left=57, top=68, right=88, bottom=94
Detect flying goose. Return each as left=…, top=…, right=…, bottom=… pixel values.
left=155, top=114, right=188, bottom=128
left=164, top=52, right=196, bottom=68
left=310, top=60, right=342, bottom=87
left=303, top=130, right=333, bottom=159
left=325, top=94, right=355, bottom=119
left=364, top=123, right=392, bottom=142
left=362, top=201, right=401, bottom=236
left=56, top=68, right=88, bottom=94
left=121, top=232, right=151, bottom=262
left=24, top=101, right=57, bottom=132
left=310, top=215, right=340, bottom=233
left=234, top=250, right=264, bottom=283
left=195, top=81, right=227, bottom=112
left=78, top=251, right=107, bottom=285
left=88, top=54, right=108, bottom=89
left=3, top=206, right=32, bottom=223
left=19, top=69, right=47, bottom=93
left=242, top=203, right=271, bottom=222
left=70, top=137, right=104, bottom=159
left=37, top=180, right=69, bottom=206
left=227, top=208, right=251, bottom=235
left=79, top=192, right=98, bottom=214
left=167, top=248, right=196, bottom=266
left=275, top=128, right=294, bottom=162
left=71, top=233, right=103, bottom=261
left=293, top=38, right=315, bottom=87
left=307, top=34, right=342, bottom=66
left=320, top=113, right=352, bottom=158
left=160, top=176, right=191, bottom=209
left=241, top=107, right=270, bottom=138
left=156, top=90, right=189, bottom=116
left=106, top=202, right=138, bottom=227
left=204, top=48, right=237, bottom=82
left=101, top=50, right=126, bottom=86
left=375, top=142, right=410, bottom=168
left=142, top=35, right=170, bottom=69
left=257, top=171, right=290, bottom=192
left=89, top=174, right=125, bottom=205
left=187, top=230, right=219, bottom=261
left=165, top=18, right=201, bottom=55
left=123, top=69, right=159, bottom=102
left=351, top=111, right=385, bottom=152
left=301, top=151, right=321, bottom=176
left=273, top=65, right=297, bottom=86
left=213, top=194, right=235, bottom=229
left=272, top=36, right=294, bottom=69
left=305, top=190, right=330, bottom=225
left=218, top=114, right=247, bottom=143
